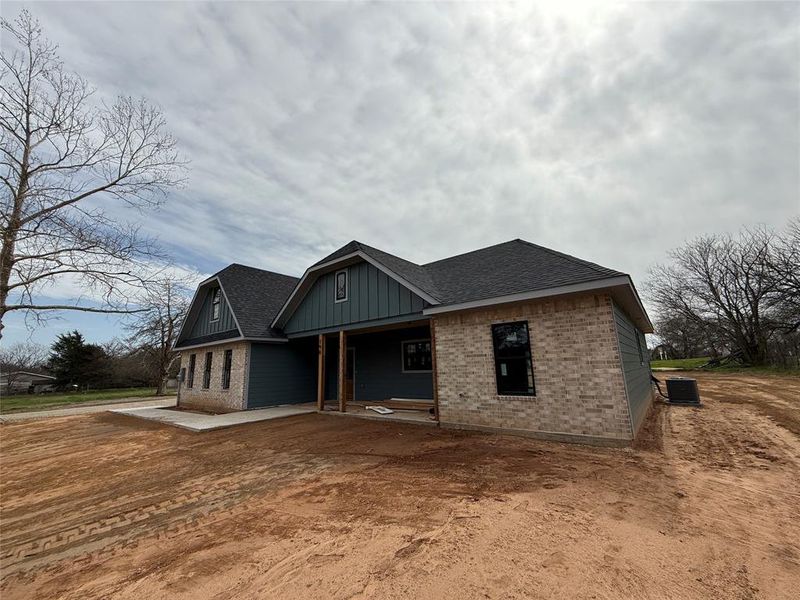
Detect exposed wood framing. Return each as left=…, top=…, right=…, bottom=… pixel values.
left=317, top=334, right=325, bottom=411
left=338, top=330, right=347, bottom=412
left=430, top=318, right=440, bottom=421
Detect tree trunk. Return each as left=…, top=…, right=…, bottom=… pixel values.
left=1, top=122, right=32, bottom=340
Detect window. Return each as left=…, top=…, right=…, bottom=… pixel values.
left=211, top=288, right=221, bottom=321
left=492, top=321, right=535, bottom=396
left=187, top=354, right=196, bottom=388
left=222, top=349, right=233, bottom=389
left=202, top=352, right=213, bottom=389
left=335, top=269, right=348, bottom=302
left=636, top=331, right=645, bottom=365
left=402, top=339, right=432, bottom=372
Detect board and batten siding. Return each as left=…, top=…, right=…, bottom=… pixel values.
left=185, top=286, right=238, bottom=341
left=612, top=301, right=653, bottom=433
left=284, top=260, right=428, bottom=335
left=247, top=340, right=316, bottom=408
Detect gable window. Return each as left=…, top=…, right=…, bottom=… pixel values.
left=187, top=354, right=196, bottom=388
left=222, top=349, right=233, bottom=389
left=402, top=339, right=432, bottom=372
left=211, top=288, right=221, bottom=321
left=335, top=269, right=348, bottom=302
left=202, top=352, right=213, bottom=389
left=492, top=321, right=535, bottom=396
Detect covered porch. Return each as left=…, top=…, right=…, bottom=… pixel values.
left=310, top=319, right=440, bottom=423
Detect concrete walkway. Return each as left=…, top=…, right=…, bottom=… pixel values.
left=0, top=398, right=177, bottom=423
left=112, top=404, right=316, bottom=432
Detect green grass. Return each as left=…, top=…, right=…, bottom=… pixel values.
left=650, top=357, right=800, bottom=376
left=0, top=387, right=162, bottom=414
left=650, top=357, right=711, bottom=369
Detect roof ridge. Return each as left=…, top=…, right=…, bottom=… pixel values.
left=215, top=262, right=300, bottom=281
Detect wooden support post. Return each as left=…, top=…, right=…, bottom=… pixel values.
left=338, top=329, right=347, bottom=412
left=430, top=318, right=440, bottom=422
left=317, top=334, right=325, bottom=411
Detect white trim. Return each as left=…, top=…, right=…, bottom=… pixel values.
left=400, top=338, right=433, bottom=373
left=422, top=276, right=653, bottom=333
left=174, top=336, right=288, bottom=352
left=334, top=268, right=349, bottom=303
left=272, top=250, right=440, bottom=328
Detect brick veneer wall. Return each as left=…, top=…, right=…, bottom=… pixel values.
left=434, top=293, right=633, bottom=443
left=178, top=341, right=250, bottom=412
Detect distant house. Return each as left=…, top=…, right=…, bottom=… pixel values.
left=650, top=344, right=673, bottom=361
left=1, top=371, right=56, bottom=395
left=174, top=240, right=654, bottom=445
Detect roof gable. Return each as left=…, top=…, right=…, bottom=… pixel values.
left=273, top=241, right=440, bottom=328
left=283, top=259, right=429, bottom=335
left=175, top=264, right=299, bottom=349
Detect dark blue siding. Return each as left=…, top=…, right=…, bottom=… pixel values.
left=323, top=326, right=433, bottom=401
left=247, top=340, right=316, bottom=408
left=184, top=286, right=237, bottom=342
left=285, top=261, right=427, bottom=335
left=613, top=302, right=652, bottom=433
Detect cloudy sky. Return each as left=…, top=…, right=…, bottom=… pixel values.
left=2, top=1, right=798, bottom=346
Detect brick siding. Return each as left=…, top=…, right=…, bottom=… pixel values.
left=434, top=293, right=633, bottom=442
left=178, top=341, right=250, bottom=412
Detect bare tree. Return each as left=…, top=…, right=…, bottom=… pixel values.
left=0, top=340, right=48, bottom=388
left=647, top=222, right=799, bottom=366
left=653, top=313, right=725, bottom=360
left=768, top=217, right=800, bottom=334
left=0, top=10, right=186, bottom=339
left=125, top=276, right=190, bottom=395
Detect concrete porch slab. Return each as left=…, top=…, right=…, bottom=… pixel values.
left=111, top=404, right=316, bottom=432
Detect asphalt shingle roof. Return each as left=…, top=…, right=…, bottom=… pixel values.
left=183, top=240, right=630, bottom=344
left=422, top=239, right=625, bottom=305
left=215, top=264, right=299, bottom=339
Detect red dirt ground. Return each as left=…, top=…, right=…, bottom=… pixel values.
left=1, top=371, right=799, bottom=599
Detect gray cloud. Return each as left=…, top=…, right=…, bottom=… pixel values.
left=2, top=1, right=798, bottom=344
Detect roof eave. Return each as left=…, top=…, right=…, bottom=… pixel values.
left=423, top=275, right=654, bottom=333
left=174, top=336, right=289, bottom=352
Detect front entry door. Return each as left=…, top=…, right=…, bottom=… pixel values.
left=346, top=347, right=355, bottom=402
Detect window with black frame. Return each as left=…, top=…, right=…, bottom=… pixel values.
left=187, top=354, right=196, bottom=388
left=491, top=321, right=535, bottom=396
left=222, top=349, right=233, bottom=389
left=202, top=352, right=213, bottom=389
left=402, top=339, right=432, bottom=372
left=335, top=269, right=348, bottom=302
left=211, top=288, right=221, bottom=321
